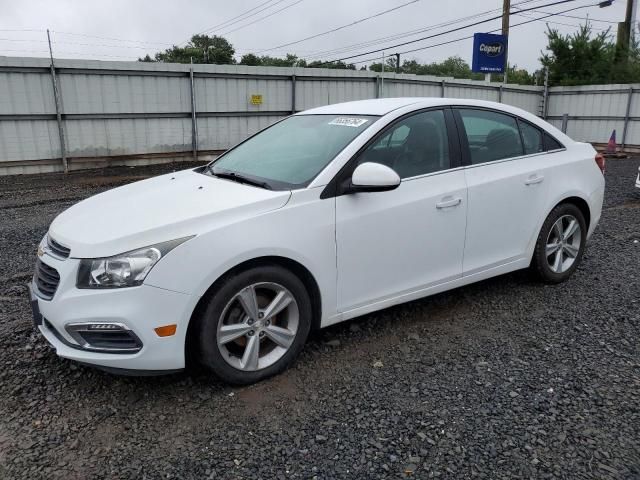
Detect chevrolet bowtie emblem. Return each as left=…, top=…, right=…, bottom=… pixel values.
left=37, top=246, right=44, bottom=257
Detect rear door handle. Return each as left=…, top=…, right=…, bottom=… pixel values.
left=436, top=197, right=462, bottom=209
left=525, top=174, right=544, bottom=185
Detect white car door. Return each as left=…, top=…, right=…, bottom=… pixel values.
left=334, top=109, right=467, bottom=313
left=454, top=108, right=552, bottom=275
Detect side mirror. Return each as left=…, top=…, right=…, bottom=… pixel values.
left=348, top=162, right=401, bottom=193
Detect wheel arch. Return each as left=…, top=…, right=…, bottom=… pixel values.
left=185, top=255, right=323, bottom=365
left=556, top=195, right=591, bottom=232
left=527, top=193, right=592, bottom=266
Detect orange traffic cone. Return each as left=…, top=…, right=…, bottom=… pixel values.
left=606, top=130, right=617, bottom=154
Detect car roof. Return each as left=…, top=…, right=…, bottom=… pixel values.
left=299, top=97, right=528, bottom=118
left=297, top=97, right=574, bottom=144
left=298, top=98, right=426, bottom=116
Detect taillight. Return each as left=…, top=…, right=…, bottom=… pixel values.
left=595, top=153, right=606, bottom=174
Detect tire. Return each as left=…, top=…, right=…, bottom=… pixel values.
left=531, top=203, right=587, bottom=283
left=196, top=265, right=312, bottom=385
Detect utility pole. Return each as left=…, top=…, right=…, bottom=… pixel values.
left=632, top=0, right=639, bottom=46
left=618, top=0, right=638, bottom=57
left=47, top=29, right=68, bottom=174
left=395, top=53, right=400, bottom=74
left=381, top=51, right=385, bottom=97
left=502, top=0, right=511, bottom=84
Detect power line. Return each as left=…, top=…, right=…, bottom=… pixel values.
left=0, top=48, right=136, bottom=59
left=303, top=8, right=504, bottom=60
left=513, top=10, right=611, bottom=29
left=0, top=28, right=44, bottom=33
left=180, top=0, right=284, bottom=44
left=326, top=0, right=589, bottom=64
left=217, top=0, right=307, bottom=37
left=513, top=8, right=618, bottom=23
left=51, top=31, right=174, bottom=46
left=0, top=37, right=174, bottom=50
left=254, top=0, right=422, bottom=54
left=346, top=1, right=608, bottom=67
left=296, top=0, right=547, bottom=60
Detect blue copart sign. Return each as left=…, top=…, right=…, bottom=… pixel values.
left=472, top=33, right=507, bottom=73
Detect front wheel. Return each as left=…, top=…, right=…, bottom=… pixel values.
left=531, top=203, right=587, bottom=283
left=197, top=265, right=312, bottom=385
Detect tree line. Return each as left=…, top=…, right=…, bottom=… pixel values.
left=139, top=24, right=640, bottom=86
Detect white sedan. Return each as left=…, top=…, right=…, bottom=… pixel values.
left=31, top=98, right=605, bottom=384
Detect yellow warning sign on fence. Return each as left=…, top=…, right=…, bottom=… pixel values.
left=250, top=94, right=263, bottom=105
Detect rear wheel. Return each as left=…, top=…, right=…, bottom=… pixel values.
left=197, top=265, right=311, bottom=385
left=532, top=203, right=587, bottom=283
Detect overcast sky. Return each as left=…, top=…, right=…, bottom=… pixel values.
left=0, top=0, right=630, bottom=72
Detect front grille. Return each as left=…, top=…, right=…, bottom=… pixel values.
left=78, top=330, right=142, bottom=351
left=34, top=260, right=60, bottom=300
left=47, top=236, right=70, bottom=259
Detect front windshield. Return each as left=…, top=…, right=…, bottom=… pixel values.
left=208, top=114, right=379, bottom=190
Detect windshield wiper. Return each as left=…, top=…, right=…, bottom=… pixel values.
left=210, top=170, right=272, bottom=190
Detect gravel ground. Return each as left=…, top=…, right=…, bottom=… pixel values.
left=0, top=159, right=639, bottom=479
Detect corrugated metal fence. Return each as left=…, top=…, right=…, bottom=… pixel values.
left=0, top=55, right=635, bottom=175
left=545, top=84, right=640, bottom=147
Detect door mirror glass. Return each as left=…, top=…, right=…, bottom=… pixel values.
left=350, top=162, right=400, bottom=193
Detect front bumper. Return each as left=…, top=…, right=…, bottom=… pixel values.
left=32, top=251, right=196, bottom=372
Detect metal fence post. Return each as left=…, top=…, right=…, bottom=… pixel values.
left=541, top=66, right=549, bottom=119
left=47, top=30, right=68, bottom=173
left=621, top=86, right=633, bottom=148
left=375, top=76, right=380, bottom=98
left=189, top=66, right=198, bottom=161
left=291, top=74, right=296, bottom=114
left=441, top=80, right=446, bottom=98
left=561, top=113, right=569, bottom=133
left=498, top=85, right=503, bottom=103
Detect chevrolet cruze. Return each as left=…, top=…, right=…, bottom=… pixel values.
left=30, top=98, right=605, bottom=384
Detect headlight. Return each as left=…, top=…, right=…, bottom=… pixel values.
left=76, top=237, right=192, bottom=289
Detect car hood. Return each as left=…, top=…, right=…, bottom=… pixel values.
left=49, top=168, right=291, bottom=258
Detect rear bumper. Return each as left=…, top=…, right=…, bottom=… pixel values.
left=587, top=183, right=605, bottom=240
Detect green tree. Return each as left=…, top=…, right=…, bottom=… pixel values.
left=540, top=24, right=613, bottom=85
left=369, top=57, right=398, bottom=72
left=239, top=53, right=262, bottom=66
left=493, top=65, right=536, bottom=85
left=256, top=54, right=301, bottom=67
left=424, top=56, right=479, bottom=78
left=139, top=35, right=235, bottom=64
left=306, top=60, right=355, bottom=70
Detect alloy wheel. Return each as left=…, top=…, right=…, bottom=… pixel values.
left=545, top=214, right=582, bottom=274
left=216, top=282, right=299, bottom=372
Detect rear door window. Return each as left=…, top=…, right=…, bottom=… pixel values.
left=458, top=109, right=524, bottom=164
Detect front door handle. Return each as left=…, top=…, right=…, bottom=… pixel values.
left=436, top=197, right=462, bottom=209
left=525, top=174, right=544, bottom=185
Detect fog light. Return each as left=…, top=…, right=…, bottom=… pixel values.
left=65, top=322, right=142, bottom=353
left=88, top=323, right=121, bottom=330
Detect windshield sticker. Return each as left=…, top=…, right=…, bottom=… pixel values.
left=328, top=117, right=369, bottom=127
